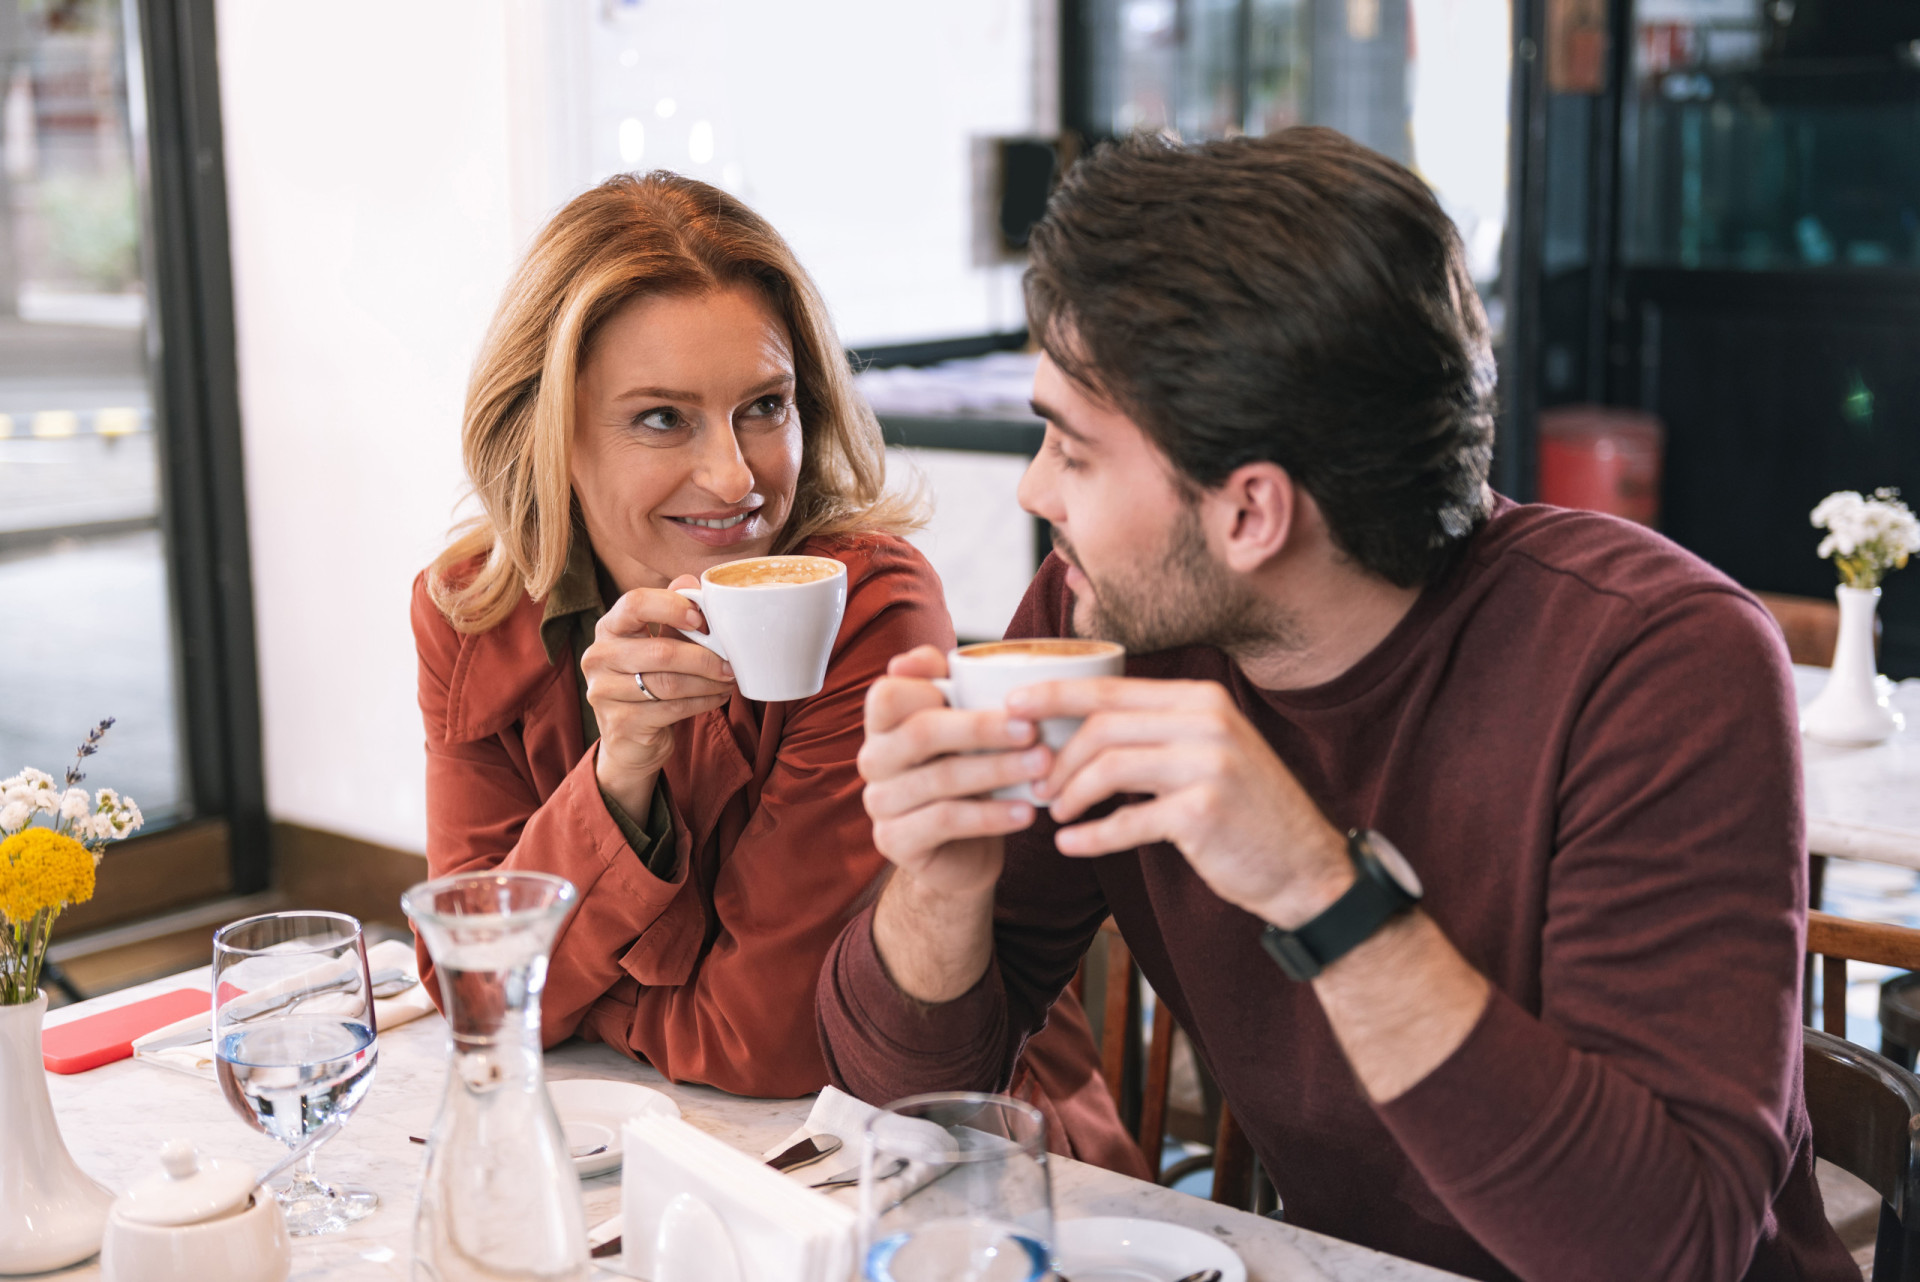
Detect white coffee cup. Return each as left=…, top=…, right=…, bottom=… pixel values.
left=934, top=638, right=1127, bottom=807
left=674, top=555, right=848, bottom=703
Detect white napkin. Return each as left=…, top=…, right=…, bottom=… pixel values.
left=763, top=1084, right=958, bottom=1208
left=762, top=1084, right=885, bottom=1172
left=623, top=1114, right=857, bottom=1282
left=131, top=939, right=434, bottom=1080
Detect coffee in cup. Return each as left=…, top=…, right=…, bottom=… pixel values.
left=936, top=637, right=1127, bottom=807
left=705, top=556, right=842, bottom=588
left=675, top=556, right=848, bottom=702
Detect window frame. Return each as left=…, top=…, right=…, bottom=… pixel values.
left=74, top=0, right=267, bottom=926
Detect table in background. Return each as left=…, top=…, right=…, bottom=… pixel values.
left=39, top=969, right=1461, bottom=1282
left=1794, top=665, right=1920, bottom=871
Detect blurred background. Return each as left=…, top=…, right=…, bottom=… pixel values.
left=0, top=0, right=1916, bottom=1001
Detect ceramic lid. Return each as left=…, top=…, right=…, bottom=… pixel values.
left=115, top=1138, right=257, bottom=1226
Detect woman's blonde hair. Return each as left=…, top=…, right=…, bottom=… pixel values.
left=430, top=171, right=920, bottom=633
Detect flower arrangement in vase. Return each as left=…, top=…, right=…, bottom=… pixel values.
left=1801, top=490, right=1920, bottom=746
left=0, top=719, right=145, bottom=1275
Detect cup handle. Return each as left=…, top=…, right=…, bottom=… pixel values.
left=671, top=587, right=729, bottom=663
left=930, top=677, right=956, bottom=706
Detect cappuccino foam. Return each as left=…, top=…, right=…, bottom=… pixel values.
left=707, top=556, right=842, bottom=588
left=958, top=639, right=1124, bottom=662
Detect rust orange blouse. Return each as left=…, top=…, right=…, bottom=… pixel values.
left=410, top=532, right=1141, bottom=1173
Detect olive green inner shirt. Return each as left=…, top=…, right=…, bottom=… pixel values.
left=539, top=533, right=677, bottom=879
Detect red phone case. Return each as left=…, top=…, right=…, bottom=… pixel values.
left=41, top=988, right=212, bottom=1074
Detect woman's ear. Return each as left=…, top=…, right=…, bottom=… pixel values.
left=1202, top=461, right=1298, bottom=574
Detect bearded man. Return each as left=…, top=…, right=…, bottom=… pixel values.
left=817, top=128, right=1855, bottom=1282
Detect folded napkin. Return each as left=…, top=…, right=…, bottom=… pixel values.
left=763, top=1084, right=959, bottom=1217
left=131, top=939, right=435, bottom=1080
left=623, top=1114, right=857, bottom=1282
left=762, top=1083, right=884, bottom=1172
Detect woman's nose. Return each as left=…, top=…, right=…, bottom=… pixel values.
left=693, top=427, right=755, bottom=503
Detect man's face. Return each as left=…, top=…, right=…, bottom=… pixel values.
left=1018, top=352, right=1274, bottom=654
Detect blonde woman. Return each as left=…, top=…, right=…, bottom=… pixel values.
left=412, top=172, right=1141, bottom=1174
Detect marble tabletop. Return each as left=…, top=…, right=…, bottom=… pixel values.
left=1794, top=665, right=1920, bottom=870
left=38, top=968, right=1461, bottom=1282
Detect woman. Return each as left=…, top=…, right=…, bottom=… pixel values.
left=412, top=172, right=1141, bottom=1175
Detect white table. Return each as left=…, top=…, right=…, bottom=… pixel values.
left=37, top=970, right=1460, bottom=1282
left=1795, top=665, right=1920, bottom=869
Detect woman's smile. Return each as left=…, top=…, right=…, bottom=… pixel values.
left=663, top=500, right=766, bottom=547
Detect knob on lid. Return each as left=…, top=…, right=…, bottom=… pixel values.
left=116, top=1138, right=258, bottom=1226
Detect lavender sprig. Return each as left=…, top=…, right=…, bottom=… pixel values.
left=64, top=718, right=115, bottom=787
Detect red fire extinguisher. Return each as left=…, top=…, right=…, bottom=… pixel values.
left=1537, top=406, right=1665, bottom=526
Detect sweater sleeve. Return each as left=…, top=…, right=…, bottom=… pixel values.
left=818, top=554, right=1110, bottom=1104
left=1373, top=587, right=1811, bottom=1282
left=411, top=581, right=688, bottom=1047
left=580, top=538, right=958, bottom=1098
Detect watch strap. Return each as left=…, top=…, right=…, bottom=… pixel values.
left=1260, top=830, right=1419, bottom=981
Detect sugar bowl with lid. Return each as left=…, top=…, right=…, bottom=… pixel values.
left=100, top=1138, right=290, bottom=1282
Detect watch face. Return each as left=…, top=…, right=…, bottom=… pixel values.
left=1366, top=831, right=1424, bottom=898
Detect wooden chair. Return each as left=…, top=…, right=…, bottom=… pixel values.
left=1756, top=592, right=1843, bottom=668
left=1073, top=919, right=1266, bottom=1212
left=1806, top=912, right=1920, bottom=1036
left=1805, top=1027, right=1920, bottom=1282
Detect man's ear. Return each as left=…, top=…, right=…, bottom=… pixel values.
left=1201, top=461, right=1298, bottom=574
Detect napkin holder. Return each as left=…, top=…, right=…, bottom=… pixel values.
left=621, top=1115, right=856, bottom=1282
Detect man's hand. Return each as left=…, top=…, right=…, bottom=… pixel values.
left=1015, top=677, right=1354, bottom=930
left=856, top=645, right=1051, bottom=1001
left=582, top=577, right=735, bottom=815
left=1017, top=675, right=1490, bottom=1101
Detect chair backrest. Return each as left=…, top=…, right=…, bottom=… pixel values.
left=1756, top=592, right=1842, bottom=668
left=1806, top=1028, right=1920, bottom=1219
left=1806, top=911, right=1920, bottom=1036
left=1804, top=1027, right=1920, bottom=1282
left=1075, top=919, right=1265, bottom=1211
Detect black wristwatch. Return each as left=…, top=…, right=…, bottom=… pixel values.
left=1260, top=829, right=1423, bottom=981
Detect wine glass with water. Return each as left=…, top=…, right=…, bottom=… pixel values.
left=860, top=1093, right=1054, bottom=1282
left=212, top=911, right=379, bottom=1236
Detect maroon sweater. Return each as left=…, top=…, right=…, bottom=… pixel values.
left=818, top=501, right=1856, bottom=1282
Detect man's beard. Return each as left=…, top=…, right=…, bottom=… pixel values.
left=1057, top=504, right=1293, bottom=657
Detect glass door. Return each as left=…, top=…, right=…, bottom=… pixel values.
left=0, top=0, right=184, bottom=822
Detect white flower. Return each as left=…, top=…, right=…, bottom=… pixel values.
left=92, top=787, right=119, bottom=811
left=59, top=788, right=90, bottom=822
left=0, top=801, right=28, bottom=833
left=119, top=799, right=142, bottom=833
left=1813, top=488, right=1920, bottom=588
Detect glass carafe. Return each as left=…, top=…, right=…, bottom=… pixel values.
left=402, top=871, right=586, bottom=1281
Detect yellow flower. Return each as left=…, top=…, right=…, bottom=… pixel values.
left=0, top=828, right=95, bottom=923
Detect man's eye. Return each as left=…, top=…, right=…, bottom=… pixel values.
left=635, top=407, right=686, bottom=432
left=1046, top=434, right=1083, bottom=471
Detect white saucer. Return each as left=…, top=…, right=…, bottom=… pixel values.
left=546, top=1078, right=680, bottom=1177
left=1054, top=1217, right=1246, bottom=1282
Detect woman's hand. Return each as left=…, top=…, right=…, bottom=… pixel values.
left=582, top=575, right=735, bottom=815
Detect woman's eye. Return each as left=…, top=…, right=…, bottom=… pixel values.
left=635, top=407, right=687, bottom=433
left=746, top=394, right=788, bottom=418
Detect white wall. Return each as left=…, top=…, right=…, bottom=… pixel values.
left=217, top=0, right=524, bottom=851
left=217, top=1, right=1047, bottom=852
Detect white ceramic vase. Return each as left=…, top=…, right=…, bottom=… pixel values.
left=0, top=991, right=115, bottom=1273
left=1802, top=585, right=1904, bottom=747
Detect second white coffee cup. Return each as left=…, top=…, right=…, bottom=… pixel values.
left=674, top=555, right=848, bottom=703
left=934, top=638, right=1127, bottom=807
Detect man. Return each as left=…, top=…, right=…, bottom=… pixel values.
left=817, top=129, right=1855, bottom=1282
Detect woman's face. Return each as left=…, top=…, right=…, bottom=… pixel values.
left=571, top=285, right=803, bottom=591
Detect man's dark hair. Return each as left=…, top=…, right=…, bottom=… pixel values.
left=1025, top=127, right=1497, bottom=588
